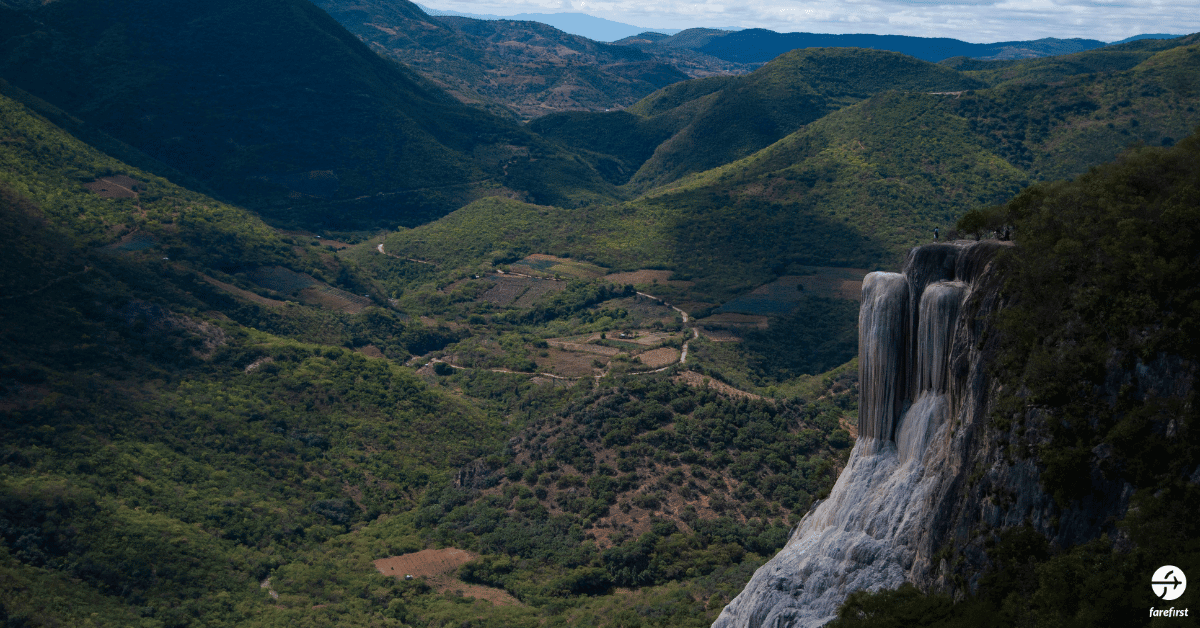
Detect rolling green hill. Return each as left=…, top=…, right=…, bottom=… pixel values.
left=532, top=48, right=983, bottom=192
left=382, top=37, right=1200, bottom=394
left=0, top=82, right=857, bottom=626
left=0, top=86, right=504, bottom=624
left=947, top=35, right=1195, bottom=87
left=403, top=37, right=1200, bottom=306
left=640, top=37, right=1198, bottom=273
left=3, top=3, right=1199, bottom=624
left=0, top=0, right=618, bottom=230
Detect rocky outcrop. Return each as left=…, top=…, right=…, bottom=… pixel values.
left=712, top=240, right=1128, bottom=628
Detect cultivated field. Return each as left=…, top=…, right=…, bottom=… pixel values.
left=198, top=274, right=286, bottom=308
left=545, top=339, right=620, bottom=356
left=534, top=347, right=605, bottom=377
left=477, top=274, right=565, bottom=307
left=673, top=371, right=763, bottom=401
left=83, top=175, right=142, bottom=198
left=299, top=285, right=371, bottom=313
left=277, top=229, right=351, bottom=249
left=511, top=278, right=565, bottom=307
left=246, top=266, right=318, bottom=294
left=373, top=548, right=476, bottom=579
left=510, top=254, right=607, bottom=279
left=373, top=548, right=521, bottom=606
left=636, top=346, right=680, bottom=368
left=791, top=266, right=868, bottom=300
left=602, top=269, right=693, bottom=288
left=480, top=275, right=527, bottom=305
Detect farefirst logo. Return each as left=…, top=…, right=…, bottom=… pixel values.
left=1150, top=565, right=1188, bottom=618
left=1154, top=566, right=1187, bottom=601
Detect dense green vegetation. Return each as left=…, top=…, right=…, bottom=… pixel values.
left=315, top=0, right=695, bottom=121
left=415, top=372, right=854, bottom=595
left=0, top=88, right=860, bottom=626
left=992, top=130, right=1200, bottom=504
left=0, top=0, right=619, bottom=229
left=829, top=124, right=1200, bottom=628
left=3, top=8, right=1199, bottom=624
left=376, top=36, right=1200, bottom=406
left=534, top=47, right=982, bottom=192
left=397, top=36, right=1200, bottom=303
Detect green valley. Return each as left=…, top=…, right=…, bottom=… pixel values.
left=2, top=2, right=1198, bottom=625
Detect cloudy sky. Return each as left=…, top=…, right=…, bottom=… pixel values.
left=422, top=0, right=1199, bottom=43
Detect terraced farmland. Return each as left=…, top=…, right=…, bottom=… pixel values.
left=509, top=254, right=607, bottom=279
left=246, top=265, right=318, bottom=294
left=299, top=284, right=372, bottom=313
left=478, top=274, right=565, bottom=306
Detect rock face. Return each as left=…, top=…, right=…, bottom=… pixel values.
left=712, top=240, right=1088, bottom=628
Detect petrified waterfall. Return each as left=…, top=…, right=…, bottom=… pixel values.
left=712, top=242, right=1004, bottom=628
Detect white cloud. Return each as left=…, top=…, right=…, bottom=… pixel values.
left=429, top=0, right=1198, bottom=41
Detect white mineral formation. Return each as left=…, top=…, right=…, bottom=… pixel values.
left=712, top=242, right=998, bottom=628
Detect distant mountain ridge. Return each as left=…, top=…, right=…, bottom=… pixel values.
left=413, top=5, right=1186, bottom=63
left=465, top=34, right=1200, bottom=303
left=317, top=0, right=750, bottom=119
left=415, top=3, right=686, bottom=41
left=623, top=28, right=1112, bottom=63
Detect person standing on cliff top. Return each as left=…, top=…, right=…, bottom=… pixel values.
left=934, top=226, right=939, bottom=241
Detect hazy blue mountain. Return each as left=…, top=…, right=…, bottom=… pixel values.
left=415, top=4, right=682, bottom=40
left=626, top=28, right=1189, bottom=65
left=1109, top=33, right=1186, bottom=44
left=691, top=29, right=1107, bottom=63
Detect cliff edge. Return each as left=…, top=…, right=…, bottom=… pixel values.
left=712, top=240, right=1133, bottom=627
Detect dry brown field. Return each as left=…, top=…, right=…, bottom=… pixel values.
left=602, top=269, right=693, bottom=288
left=373, top=549, right=521, bottom=606
left=510, top=254, right=607, bottom=279
left=545, top=340, right=620, bottom=356
left=298, top=285, right=371, bottom=313
left=83, top=175, right=142, bottom=198
left=636, top=347, right=680, bottom=368
left=373, top=548, right=476, bottom=579
left=672, top=371, right=763, bottom=401
left=511, top=279, right=565, bottom=307
left=535, top=347, right=604, bottom=377
left=478, top=276, right=548, bottom=306
left=198, top=274, right=286, bottom=308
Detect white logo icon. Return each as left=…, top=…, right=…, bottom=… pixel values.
left=1153, top=565, right=1187, bottom=601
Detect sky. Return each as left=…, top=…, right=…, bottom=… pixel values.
left=419, top=0, right=1200, bottom=43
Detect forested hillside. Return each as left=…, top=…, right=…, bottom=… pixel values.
left=0, top=0, right=618, bottom=229
left=2, top=3, right=1197, bottom=624
left=312, top=0, right=744, bottom=120
left=515, top=34, right=1200, bottom=296
left=533, top=47, right=983, bottom=191
left=0, top=87, right=857, bottom=626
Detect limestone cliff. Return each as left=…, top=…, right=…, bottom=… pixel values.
left=711, top=240, right=1135, bottom=628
